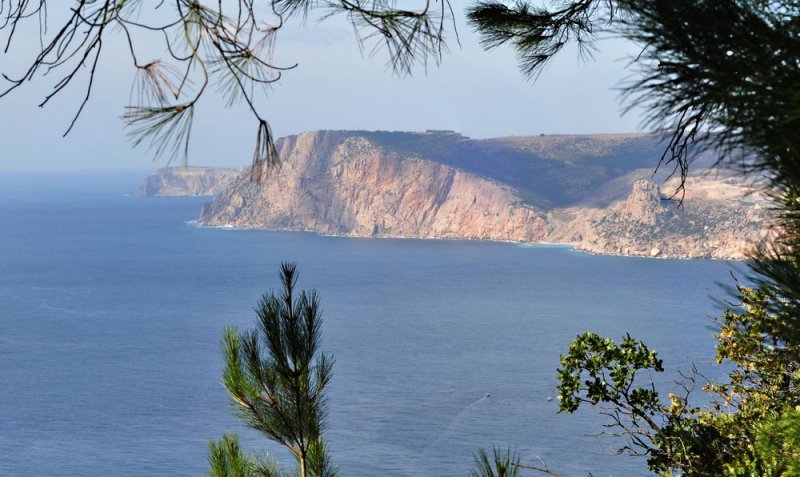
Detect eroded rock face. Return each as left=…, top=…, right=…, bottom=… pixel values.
left=624, top=179, right=667, bottom=225
left=548, top=178, right=772, bottom=259
left=200, top=132, right=549, bottom=242
left=139, top=167, right=239, bottom=196
left=188, top=130, right=773, bottom=260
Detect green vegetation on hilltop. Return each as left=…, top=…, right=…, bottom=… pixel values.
left=358, top=130, right=671, bottom=209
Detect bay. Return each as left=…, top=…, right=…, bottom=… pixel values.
left=0, top=173, right=741, bottom=476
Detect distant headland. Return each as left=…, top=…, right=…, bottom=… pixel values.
left=140, top=130, right=772, bottom=260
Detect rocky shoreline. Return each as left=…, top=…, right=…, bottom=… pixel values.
left=143, top=130, right=772, bottom=260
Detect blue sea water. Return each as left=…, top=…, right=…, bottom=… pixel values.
left=0, top=172, right=743, bottom=476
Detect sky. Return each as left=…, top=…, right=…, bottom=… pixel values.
left=0, top=2, right=646, bottom=172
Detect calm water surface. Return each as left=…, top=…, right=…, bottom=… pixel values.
left=0, top=173, right=742, bottom=476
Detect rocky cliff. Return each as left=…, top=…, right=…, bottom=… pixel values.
left=139, top=167, right=239, bottom=196
left=178, top=130, right=772, bottom=259
left=199, top=131, right=549, bottom=242
left=547, top=178, right=771, bottom=259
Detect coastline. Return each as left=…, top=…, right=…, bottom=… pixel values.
left=189, top=219, right=746, bottom=261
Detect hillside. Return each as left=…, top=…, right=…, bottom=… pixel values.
left=199, top=132, right=549, bottom=242
left=548, top=177, right=770, bottom=259
left=141, top=130, right=772, bottom=259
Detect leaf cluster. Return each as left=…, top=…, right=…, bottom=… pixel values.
left=712, top=285, right=800, bottom=414
left=738, top=411, right=800, bottom=477
left=555, top=332, right=721, bottom=475
left=208, top=433, right=281, bottom=477
left=470, top=446, right=521, bottom=477
left=557, top=332, right=663, bottom=414
left=467, top=0, right=623, bottom=80
left=552, top=282, right=800, bottom=476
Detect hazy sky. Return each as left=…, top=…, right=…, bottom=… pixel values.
left=0, top=2, right=646, bottom=172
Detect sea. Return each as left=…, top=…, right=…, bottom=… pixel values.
left=0, top=172, right=745, bottom=476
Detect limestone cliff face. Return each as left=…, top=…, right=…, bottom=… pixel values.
left=547, top=178, right=771, bottom=259
left=623, top=180, right=667, bottom=225
left=139, top=167, right=239, bottom=196
left=172, top=130, right=773, bottom=259
left=199, top=131, right=549, bottom=242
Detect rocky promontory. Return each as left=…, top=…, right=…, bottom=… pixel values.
left=547, top=178, right=771, bottom=259
left=139, top=167, right=239, bottom=196
left=199, top=132, right=549, bottom=242
left=144, top=130, right=773, bottom=259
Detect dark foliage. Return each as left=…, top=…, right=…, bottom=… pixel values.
left=215, top=262, right=335, bottom=477
left=468, top=2, right=800, bottom=475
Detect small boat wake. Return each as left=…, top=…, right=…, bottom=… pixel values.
left=434, top=393, right=494, bottom=444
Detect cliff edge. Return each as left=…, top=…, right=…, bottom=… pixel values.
left=139, top=167, right=239, bottom=196
left=146, top=130, right=772, bottom=260
left=547, top=178, right=771, bottom=259
left=199, top=131, right=549, bottom=242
